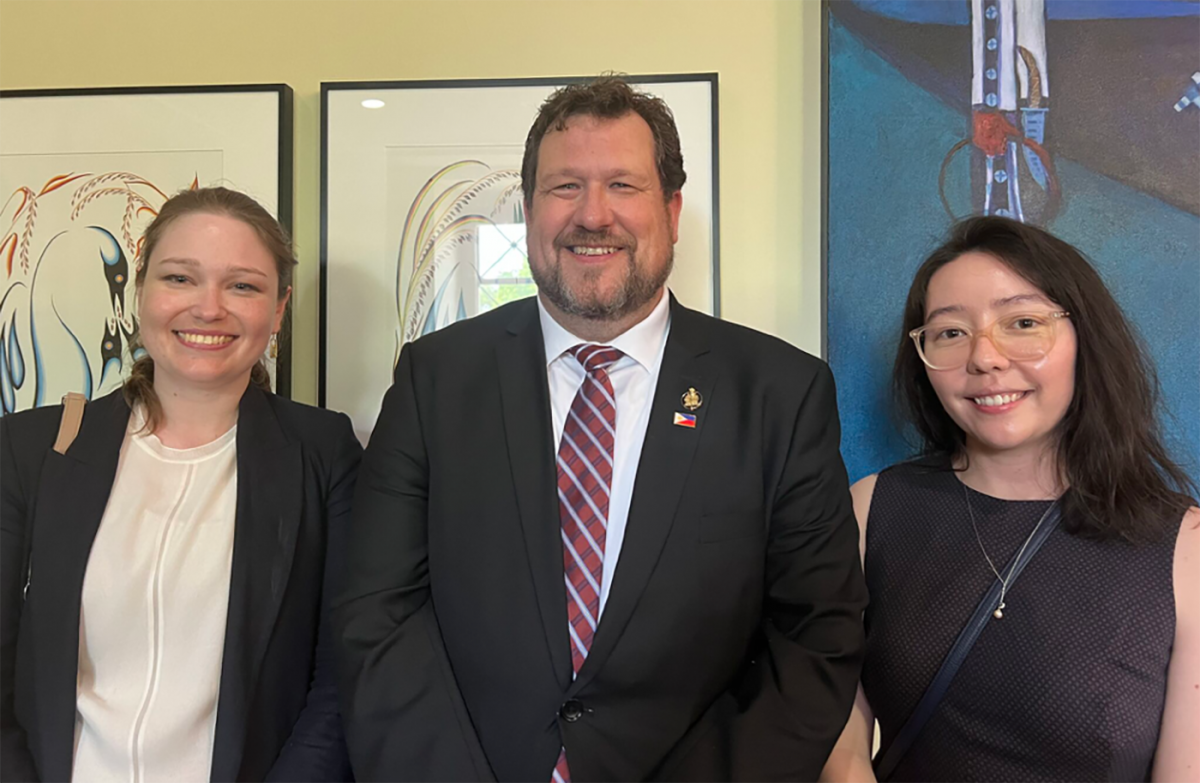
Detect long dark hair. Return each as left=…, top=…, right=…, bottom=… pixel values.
left=894, top=216, right=1196, bottom=543
left=125, top=187, right=296, bottom=432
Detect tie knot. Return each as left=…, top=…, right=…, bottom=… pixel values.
left=570, top=344, right=623, bottom=374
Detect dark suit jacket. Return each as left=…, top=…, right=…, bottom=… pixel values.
left=335, top=296, right=867, bottom=782
left=0, top=386, right=360, bottom=782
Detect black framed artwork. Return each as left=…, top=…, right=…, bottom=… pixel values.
left=320, top=74, right=718, bottom=440
left=0, top=84, right=294, bottom=408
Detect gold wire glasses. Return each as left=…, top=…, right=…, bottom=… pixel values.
left=910, top=311, right=1071, bottom=370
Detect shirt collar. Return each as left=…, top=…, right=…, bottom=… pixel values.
left=538, top=288, right=671, bottom=372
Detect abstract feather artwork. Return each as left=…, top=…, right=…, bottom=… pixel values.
left=825, top=0, right=1200, bottom=481
left=391, top=155, right=529, bottom=362
left=0, top=166, right=206, bottom=414
left=1, top=86, right=294, bottom=407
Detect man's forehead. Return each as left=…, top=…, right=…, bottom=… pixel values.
left=542, top=110, right=654, bottom=142
left=542, top=165, right=647, bottom=182
left=538, top=112, right=656, bottom=169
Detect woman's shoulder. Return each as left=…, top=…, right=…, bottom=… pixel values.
left=856, top=455, right=958, bottom=538
left=263, top=394, right=352, bottom=432
left=260, top=393, right=360, bottom=452
left=1174, top=506, right=1200, bottom=583
left=849, top=474, right=879, bottom=518
left=1, top=389, right=125, bottom=448
left=848, top=456, right=949, bottom=548
left=866, top=453, right=954, bottom=497
left=1, top=406, right=63, bottom=486
left=263, top=393, right=346, bottom=424
left=879, top=452, right=951, bottom=476
left=1, top=402, right=65, bottom=441
left=849, top=458, right=940, bottom=520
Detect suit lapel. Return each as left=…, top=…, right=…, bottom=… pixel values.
left=210, top=387, right=303, bottom=782
left=571, top=298, right=717, bottom=694
left=29, top=392, right=129, bottom=782
left=495, top=300, right=574, bottom=687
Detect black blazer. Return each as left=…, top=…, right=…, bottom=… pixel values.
left=0, top=386, right=361, bottom=782
left=335, top=296, right=868, bottom=782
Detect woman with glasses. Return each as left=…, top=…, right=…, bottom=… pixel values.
left=821, top=216, right=1198, bottom=782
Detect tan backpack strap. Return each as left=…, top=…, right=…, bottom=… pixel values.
left=53, top=392, right=87, bottom=455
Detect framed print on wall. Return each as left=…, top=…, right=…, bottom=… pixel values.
left=0, top=84, right=294, bottom=411
left=823, top=0, right=1199, bottom=483
left=321, top=74, right=719, bottom=441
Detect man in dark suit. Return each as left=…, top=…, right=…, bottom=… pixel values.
left=335, top=76, right=868, bottom=782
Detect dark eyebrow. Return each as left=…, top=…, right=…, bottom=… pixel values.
left=992, top=293, right=1052, bottom=308
left=925, top=304, right=963, bottom=322
left=926, top=294, right=1054, bottom=322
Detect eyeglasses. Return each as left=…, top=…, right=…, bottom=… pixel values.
left=909, top=311, right=1071, bottom=370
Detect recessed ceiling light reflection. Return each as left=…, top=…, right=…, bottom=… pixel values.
left=361, top=99, right=385, bottom=109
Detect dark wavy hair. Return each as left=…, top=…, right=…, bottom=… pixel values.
left=125, top=187, right=296, bottom=432
left=521, top=74, right=686, bottom=204
left=894, top=216, right=1196, bottom=543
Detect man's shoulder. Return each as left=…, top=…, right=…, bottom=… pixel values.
left=406, top=298, right=536, bottom=356
left=676, top=303, right=827, bottom=379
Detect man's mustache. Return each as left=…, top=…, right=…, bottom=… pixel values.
left=554, top=230, right=636, bottom=251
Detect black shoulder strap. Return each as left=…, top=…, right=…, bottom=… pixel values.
left=874, top=503, right=1062, bottom=780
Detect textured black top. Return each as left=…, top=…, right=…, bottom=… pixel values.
left=861, top=459, right=1178, bottom=782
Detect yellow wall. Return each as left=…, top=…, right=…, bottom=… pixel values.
left=0, top=0, right=823, bottom=405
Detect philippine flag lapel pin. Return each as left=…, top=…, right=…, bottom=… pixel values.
left=673, top=411, right=697, bottom=429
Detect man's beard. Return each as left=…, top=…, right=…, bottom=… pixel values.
left=530, top=230, right=673, bottom=322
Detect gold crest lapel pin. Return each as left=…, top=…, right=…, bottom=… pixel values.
left=674, top=387, right=703, bottom=428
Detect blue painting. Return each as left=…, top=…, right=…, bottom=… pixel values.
left=825, top=0, right=1200, bottom=483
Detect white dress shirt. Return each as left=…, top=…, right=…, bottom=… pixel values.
left=538, top=290, right=671, bottom=618
left=73, top=410, right=237, bottom=783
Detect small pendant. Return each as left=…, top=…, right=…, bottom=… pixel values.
left=993, top=601, right=1006, bottom=620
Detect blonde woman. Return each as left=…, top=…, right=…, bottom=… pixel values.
left=2, top=188, right=358, bottom=782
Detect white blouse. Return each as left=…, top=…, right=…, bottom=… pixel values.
left=73, top=411, right=237, bottom=783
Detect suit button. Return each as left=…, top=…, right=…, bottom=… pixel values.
left=560, top=699, right=584, bottom=722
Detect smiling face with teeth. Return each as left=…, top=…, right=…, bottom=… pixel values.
left=923, top=251, right=1077, bottom=460
left=137, top=211, right=289, bottom=398
left=526, top=112, right=682, bottom=339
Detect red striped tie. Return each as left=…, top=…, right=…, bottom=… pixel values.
left=553, top=344, right=621, bottom=783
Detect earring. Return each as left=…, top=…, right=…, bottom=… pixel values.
left=269, top=333, right=279, bottom=359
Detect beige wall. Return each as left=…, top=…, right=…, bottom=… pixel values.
left=0, top=0, right=823, bottom=405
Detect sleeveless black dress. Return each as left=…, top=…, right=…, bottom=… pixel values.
left=861, top=459, right=1178, bottom=782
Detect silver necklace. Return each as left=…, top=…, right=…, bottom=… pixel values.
left=964, top=484, right=1057, bottom=620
